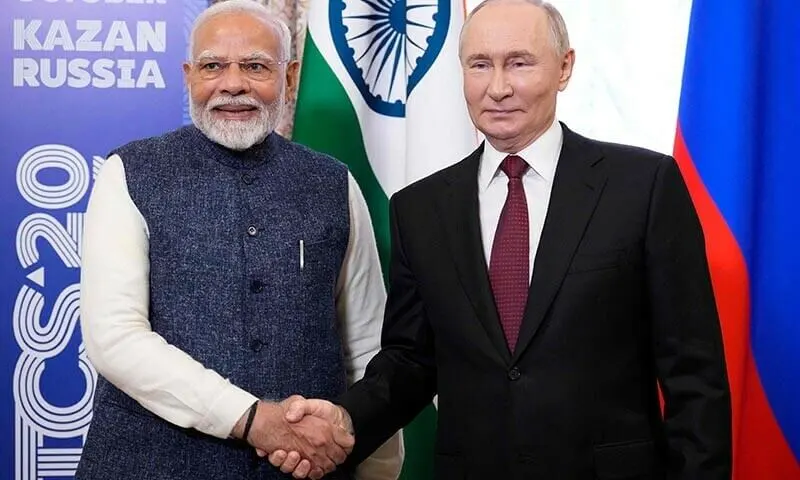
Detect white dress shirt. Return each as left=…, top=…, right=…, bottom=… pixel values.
left=80, top=154, right=403, bottom=479
left=478, top=119, right=564, bottom=280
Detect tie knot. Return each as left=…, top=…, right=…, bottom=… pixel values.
left=501, top=155, right=529, bottom=179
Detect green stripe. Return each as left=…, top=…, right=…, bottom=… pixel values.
left=293, top=32, right=436, bottom=480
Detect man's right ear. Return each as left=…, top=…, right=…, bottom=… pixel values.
left=183, top=62, right=192, bottom=85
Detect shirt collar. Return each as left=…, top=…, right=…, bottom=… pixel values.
left=478, top=119, right=563, bottom=192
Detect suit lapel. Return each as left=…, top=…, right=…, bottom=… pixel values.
left=512, top=126, right=608, bottom=363
left=437, top=145, right=512, bottom=363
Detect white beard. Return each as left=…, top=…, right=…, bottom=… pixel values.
left=190, top=90, right=285, bottom=151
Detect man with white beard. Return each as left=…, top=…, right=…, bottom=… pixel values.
left=76, top=1, right=402, bottom=479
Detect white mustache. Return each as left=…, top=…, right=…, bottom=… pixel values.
left=207, top=96, right=263, bottom=110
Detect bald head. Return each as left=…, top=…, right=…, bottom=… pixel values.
left=460, top=0, right=570, bottom=58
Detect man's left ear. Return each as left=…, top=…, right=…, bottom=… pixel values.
left=285, top=60, right=301, bottom=103
left=558, top=49, right=575, bottom=92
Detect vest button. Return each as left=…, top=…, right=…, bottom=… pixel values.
left=249, top=339, right=263, bottom=352
left=250, top=280, right=264, bottom=293
left=242, top=173, right=254, bottom=185
left=508, top=367, right=521, bottom=381
left=247, top=225, right=258, bottom=236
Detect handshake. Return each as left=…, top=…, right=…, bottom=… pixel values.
left=233, top=396, right=354, bottom=479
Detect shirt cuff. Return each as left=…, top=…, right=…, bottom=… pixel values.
left=198, top=382, right=258, bottom=439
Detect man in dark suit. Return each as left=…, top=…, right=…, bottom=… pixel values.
left=270, top=0, right=732, bottom=477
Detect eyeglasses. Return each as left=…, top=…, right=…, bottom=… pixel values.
left=193, top=59, right=289, bottom=81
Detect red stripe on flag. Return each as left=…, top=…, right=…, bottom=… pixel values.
left=673, top=128, right=800, bottom=478
left=737, top=359, right=800, bottom=477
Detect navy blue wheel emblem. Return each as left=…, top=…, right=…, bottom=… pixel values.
left=330, top=0, right=450, bottom=117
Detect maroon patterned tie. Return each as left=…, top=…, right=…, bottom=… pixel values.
left=489, top=155, right=530, bottom=352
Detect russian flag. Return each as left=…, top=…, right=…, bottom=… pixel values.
left=674, top=0, right=800, bottom=477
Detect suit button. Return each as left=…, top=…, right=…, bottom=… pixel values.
left=250, top=280, right=264, bottom=293
left=250, top=339, right=263, bottom=352
left=247, top=225, right=258, bottom=236
left=508, top=367, right=521, bottom=381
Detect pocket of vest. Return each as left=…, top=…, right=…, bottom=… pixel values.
left=300, top=237, right=339, bottom=286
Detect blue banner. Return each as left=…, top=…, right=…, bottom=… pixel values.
left=1, top=0, right=206, bottom=478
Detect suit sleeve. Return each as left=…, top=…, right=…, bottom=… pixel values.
left=645, top=155, right=732, bottom=479
left=337, top=193, right=438, bottom=465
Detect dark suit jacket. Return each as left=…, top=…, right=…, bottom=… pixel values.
left=339, top=125, right=732, bottom=479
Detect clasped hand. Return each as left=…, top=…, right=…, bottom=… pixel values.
left=244, top=396, right=354, bottom=479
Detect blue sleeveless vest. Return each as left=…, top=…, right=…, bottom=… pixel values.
left=77, top=127, right=354, bottom=480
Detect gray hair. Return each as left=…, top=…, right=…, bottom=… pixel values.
left=189, top=0, right=292, bottom=61
left=461, top=0, right=570, bottom=57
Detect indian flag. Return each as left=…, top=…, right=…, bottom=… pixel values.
left=293, top=0, right=476, bottom=476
